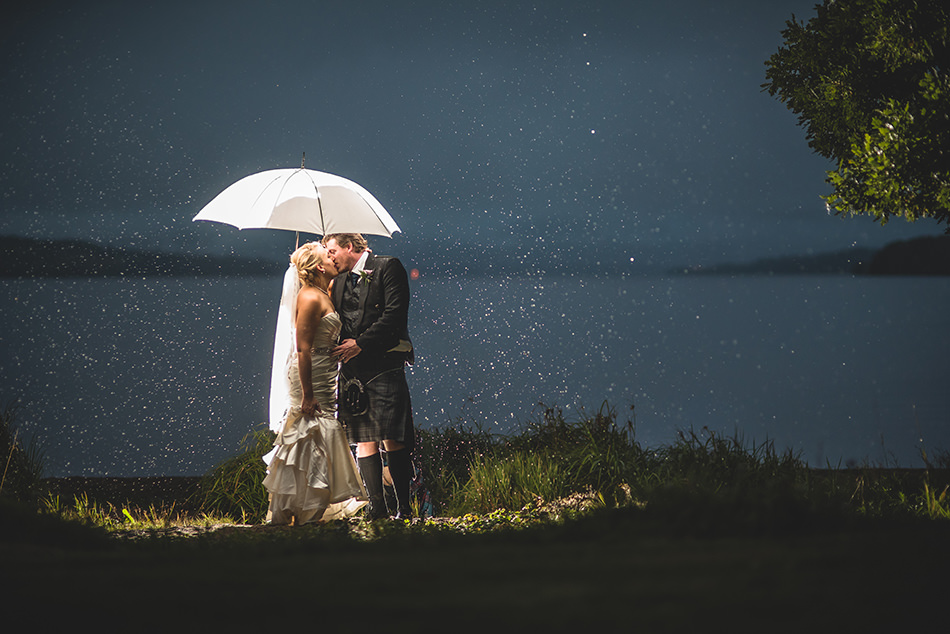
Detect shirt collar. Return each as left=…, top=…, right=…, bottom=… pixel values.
left=350, top=250, right=370, bottom=276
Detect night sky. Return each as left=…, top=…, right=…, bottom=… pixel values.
left=2, top=0, right=943, bottom=269
left=4, top=2, right=950, bottom=476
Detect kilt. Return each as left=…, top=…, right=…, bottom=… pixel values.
left=339, top=359, right=414, bottom=448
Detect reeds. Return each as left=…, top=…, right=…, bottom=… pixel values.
left=39, top=489, right=233, bottom=531
left=417, top=405, right=950, bottom=529
left=0, top=401, right=45, bottom=503
left=14, top=399, right=950, bottom=536
left=192, top=425, right=274, bottom=524
left=458, top=450, right=570, bottom=512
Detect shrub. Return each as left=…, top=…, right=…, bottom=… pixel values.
left=0, top=402, right=45, bottom=504
left=194, top=426, right=274, bottom=523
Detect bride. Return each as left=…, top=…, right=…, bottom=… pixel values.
left=263, top=241, right=367, bottom=524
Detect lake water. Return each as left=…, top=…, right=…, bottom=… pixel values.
left=1, top=274, right=948, bottom=476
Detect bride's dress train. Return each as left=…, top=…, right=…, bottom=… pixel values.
left=263, top=312, right=367, bottom=524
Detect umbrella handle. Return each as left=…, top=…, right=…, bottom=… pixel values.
left=297, top=148, right=305, bottom=249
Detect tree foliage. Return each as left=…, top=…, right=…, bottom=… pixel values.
left=763, top=0, right=950, bottom=227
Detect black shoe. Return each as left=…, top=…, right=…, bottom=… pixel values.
left=358, top=453, right=388, bottom=521
left=364, top=499, right=388, bottom=521
left=386, top=448, right=414, bottom=521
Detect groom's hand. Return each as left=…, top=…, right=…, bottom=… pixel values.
left=334, top=339, right=362, bottom=363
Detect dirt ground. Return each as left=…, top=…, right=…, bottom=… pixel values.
left=3, top=479, right=947, bottom=632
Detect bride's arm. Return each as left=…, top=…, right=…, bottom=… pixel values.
left=295, top=290, right=320, bottom=416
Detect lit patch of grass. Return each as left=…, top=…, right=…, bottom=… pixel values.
left=414, top=419, right=496, bottom=514
left=422, top=402, right=642, bottom=514
left=455, top=451, right=570, bottom=514
left=42, top=490, right=235, bottom=531
left=922, top=481, right=950, bottom=519
left=42, top=491, right=117, bottom=528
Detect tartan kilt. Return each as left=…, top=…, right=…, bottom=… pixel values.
left=339, top=356, right=414, bottom=448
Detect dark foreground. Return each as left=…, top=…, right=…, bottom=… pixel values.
left=2, top=479, right=947, bottom=632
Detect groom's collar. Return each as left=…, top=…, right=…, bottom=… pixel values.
left=350, top=250, right=371, bottom=276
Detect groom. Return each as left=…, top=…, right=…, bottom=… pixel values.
left=323, top=232, right=415, bottom=520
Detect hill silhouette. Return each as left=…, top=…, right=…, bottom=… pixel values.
left=0, top=236, right=285, bottom=278
left=865, top=235, right=950, bottom=275
left=2, top=234, right=949, bottom=278
left=673, top=235, right=950, bottom=276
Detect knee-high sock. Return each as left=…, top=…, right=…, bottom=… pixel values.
left=386, top=447, right=413, bottom=518
left=357, top=453, right=386, bottom=518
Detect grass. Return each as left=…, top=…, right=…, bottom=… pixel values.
left=192, top=426, right=273, bottom=524
left=3, top=401, right=950, bottom=630
left=0, top=401, right=45, bottom=503
left=40, top=490, right=232, bottom=531
left=19, top=401, right=950, bottom=529
left=3, top=491, right=948, bottom=631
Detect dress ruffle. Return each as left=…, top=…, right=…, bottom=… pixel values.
left=263, top=312, right=366, bottom=524
left=263, top=408, right=367, bottom=524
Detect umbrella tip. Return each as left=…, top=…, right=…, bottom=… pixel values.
left=301, top=152, right=305, bottom=168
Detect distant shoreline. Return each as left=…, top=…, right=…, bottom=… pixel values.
left=672, top=235, right=950, bottom=276
left=2, top=234, right=949, bottom=278
left=0, top=236, right=285, bottom=278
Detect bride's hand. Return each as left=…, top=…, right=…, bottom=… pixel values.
left=301, top=395, right=321, bottom=417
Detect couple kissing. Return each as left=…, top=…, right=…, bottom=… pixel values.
left=263, top=233, right=415, bottom=524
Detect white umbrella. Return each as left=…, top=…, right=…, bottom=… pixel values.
left=193, top=166, right=400, bottom=237
left=194, top=161, right=402, bottom=431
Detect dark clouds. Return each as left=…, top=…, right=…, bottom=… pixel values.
left=1, top=1, right=942, bottom=269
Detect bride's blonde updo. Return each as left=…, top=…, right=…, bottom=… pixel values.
left=290, top=242, right=330, bottom=288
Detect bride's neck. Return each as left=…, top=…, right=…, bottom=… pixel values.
left=305, top=283, right=330, bottom=296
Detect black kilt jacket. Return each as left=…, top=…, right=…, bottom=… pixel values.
left=329, top=252, right=414, bottom=379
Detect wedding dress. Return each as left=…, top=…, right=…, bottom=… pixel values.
left=263, top=270, right=367, bottom=524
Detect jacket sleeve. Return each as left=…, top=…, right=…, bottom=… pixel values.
left=355, top=257, right=410, bottom=356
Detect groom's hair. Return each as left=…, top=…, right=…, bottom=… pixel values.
left=322, top=233, right=367, bottom=253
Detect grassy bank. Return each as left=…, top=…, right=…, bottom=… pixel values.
left=2, top=491, right=947, bottom=631
left=3, top=402, right=948, bottom=630
left=11, top=402, right=950, bottom=529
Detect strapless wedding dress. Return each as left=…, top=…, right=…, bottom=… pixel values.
left=262, top=312, right=367, bottom=524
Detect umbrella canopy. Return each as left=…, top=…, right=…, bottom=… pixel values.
left=193, top=167, right=400, bottom=237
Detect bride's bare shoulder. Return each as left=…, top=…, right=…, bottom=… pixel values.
left=296, top=286, right=321, bottom=302
left=298, top=286, right=334, bottom=316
